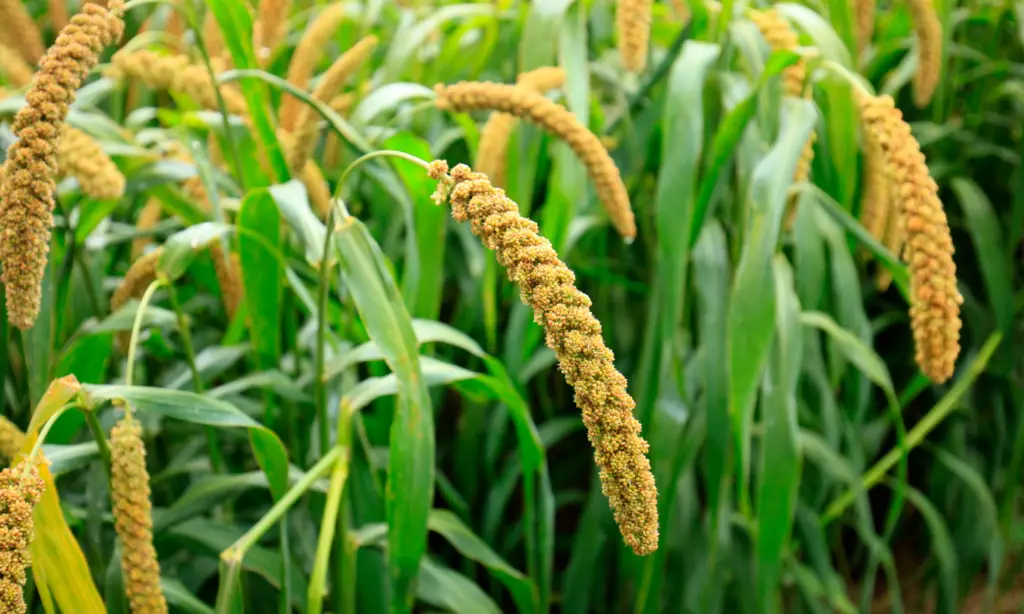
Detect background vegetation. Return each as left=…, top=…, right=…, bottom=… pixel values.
left=0, top=0, right=1022, bottom=612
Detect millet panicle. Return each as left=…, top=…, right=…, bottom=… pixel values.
left=428, top=161, right=659, bottom=555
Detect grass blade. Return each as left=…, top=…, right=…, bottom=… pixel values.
left=729, top=96, right=817, bottom=517
left=334, top=213, right=434, bottom=613
left=755, top=256, right=804, bottom=612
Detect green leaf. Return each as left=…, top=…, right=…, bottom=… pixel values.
left=950, top=177, right=1014, bottom=368
left=386, top=133, right=447, bottom=320
left=728, top=96, right=816, bottom=516
left=238, top=190, right=283, bottom=370
left=205, top=1, right=290, bottom=183
left=903, top=487, right=958, bottom=612
left=428, top=510, right=535, bottom=613
left=756, top=256, right=804, bottom=612
left=270, top=179, right=327, bottom=264
left=80, top=385, right=289, bottom=499
left=799, top=311, right=894, bottom=394
left=635, top=40, right=719, bottom=428
left=693, top=221, right=731, bottom=525
left=416, top=558, right=501, bottom=614
left=334, top=213, right=434, bottom=613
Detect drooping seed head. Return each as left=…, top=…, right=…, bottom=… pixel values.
left=617, top=0, right=653, bottom=72
left=280, top=3, right=346, bottom=131
left=0, top=44, right=33, bottom=88
left=476, top=67, right=566, bottom=189
left=0, top=0, right=125, bottom=329
left=859, top=94, right=961, bottom=382
left=0, top=0, right=45, bottom=64
left=0, top=462, right=45, bottom=614
left=907, top=0, right=942, bottom=107
left=0, top=418, right=25, bottom=462
left=57, top=127, right=126, bottom=200
left=286, top=35, right=378, bottom=173
left=435, top=81, right=637, bottom=240
left=428, top=161, right=659, bottom=555
left=107, top=49, right=249, bottom=115
left=110, top=416, right=167, bottom=613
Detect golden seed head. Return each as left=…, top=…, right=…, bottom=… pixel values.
left=111, top=249, right=162, bottom=315
left=0, top=44, right=33, bottom=88
left=254, top=0, right=293, bottom=65
left=0, top=0, right=45, bottom=64
left=0, top=462, right=45, bottom=614
left=131, top=199, right=165, bottom=261
left=435, top=81, right=637, bottom=240
left=299, top=160, right=333, bottom=219
left=0, top=1, right=125, bottom=330
left=749, top=9, right=806, bottom=97
left=280, top=3, right=347, bottom=131
left=617, top=0, right=653, bottom=73
left=907, top=0, right=942, bottom=107
left=859, top=94, right=961, bottom=382
left=429, top=161, right=659, bottom=555
left=208, top=240, right=243, bottom=319
left=107, top=49, right=249, bottom=115
left=476, top=67, right=566, bottom=189
left=57, top=127, right=126, bottom=200
left=0, top=419, right=25, bottom=463
left=286, top=35, right=378, bottom=172
left=110, top=416, right=167, bottom=614
left=859, top=124, right=891, bottom=243
left=854, top=0, right=876, bottom=53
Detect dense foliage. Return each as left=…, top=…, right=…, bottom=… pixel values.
left=0, top=0, right=1021, bottom=613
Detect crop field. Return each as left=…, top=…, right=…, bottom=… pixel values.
left=0, top=0, right=1021, bottom=612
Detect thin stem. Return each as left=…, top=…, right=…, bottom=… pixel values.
left=182, top=1, right=247, bottom=191
left=821, top=332, right=1002, bottom=523
left=126, top=278, right=166, bottom=390
left=334, top=150, right=432, bottom=201
left=166, top=282, right=224, bottom=475
left=222, top=446, right=342, bottom=560
left=314, top=209, right=336, bottom=460
left=84, top=410, right=113, bottom=476
left=22, top=404, right=78, bottom=476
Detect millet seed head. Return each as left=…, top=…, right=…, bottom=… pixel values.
left=858, top=94, right=961, bottom=382
left=428, top=161, right=658, bottom=555
left=476, top=67, right=566, bottom=189
left=110, top=416, right=168, bottom=614
left=280, top=3, right=347, bottom=131
left=0, top=1, right=125, bottom=330
left=0, top=419, right=25, bottom=463
left=0, top=0, right=45, bottom=64
left=616, top=0, right=653, bottom=73
left=906, top=0, right=942, bottom=107
left=0, top=44, right=34, bottom=88
left=0, top=462, right=45, bottom=614
left=108, top=49, right=249, bottom=115
left=435, top=81, right=637, bottom=240
left=57, top=127, right=126, bottom=200
left=286, top=35, right=378, bottom=173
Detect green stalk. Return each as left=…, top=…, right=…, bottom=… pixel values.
left=216, top=446, right=342, bottom=614
left=822, top=332, right=1002, bottom=523
left=126, top=279, right=165, bottom=388
left=166, top=282, right=225, bottom=475
left=309, top=404, right=354, bottom=614
left=315, top=210, right=336, bottom=459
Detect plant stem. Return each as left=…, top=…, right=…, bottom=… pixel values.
left=821, top=332, right=1002, bottom=523
left=84, top=410, right=113, bottom=476
left=126, top=278, right=165, bottom=390
left=314, top=210, right=335, bottom=460
left=222, top=446, right=342, bottom=562
left=166, top=282, right=224, bottom=475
